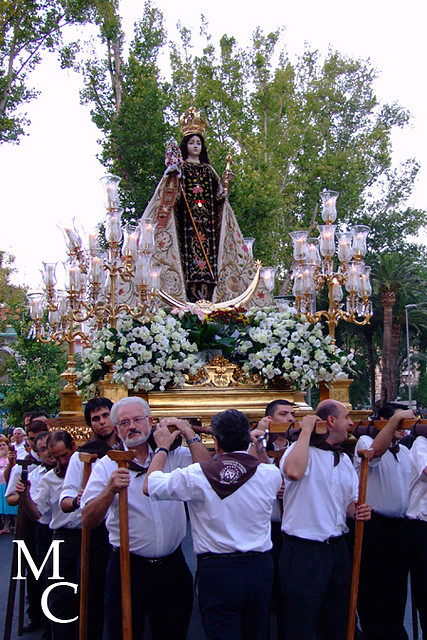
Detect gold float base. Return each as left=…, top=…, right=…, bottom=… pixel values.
left=130, top=387, right=312, bottom=425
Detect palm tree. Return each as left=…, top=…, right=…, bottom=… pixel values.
left=370, top=252, right=425, bottom=405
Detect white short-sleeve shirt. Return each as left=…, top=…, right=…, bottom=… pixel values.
left=280, top=443, right=359, bottom=542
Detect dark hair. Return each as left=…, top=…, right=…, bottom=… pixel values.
left=316, top=401, right=341, bottom=422
left=211, top=409, right=251, bottom=452
left=26, top=420, right=49, bottom=436
left=30, top=410, right=49, bottom=422
left=265, top=399, right=293, bottom=418
left=84, top=397, right=114, bottom=427
left=180, top=134, right=210, bottom=164
left=34, top=432, right=49, bottom=451
left=377, top=403, right=407, bottom=420
left=47, top=430, right=74, bottom=451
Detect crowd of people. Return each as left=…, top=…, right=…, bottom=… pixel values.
left=2, top=397, right=426, bottom=640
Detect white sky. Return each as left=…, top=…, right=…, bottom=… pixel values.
left=1, top=0, right=426, bottom=291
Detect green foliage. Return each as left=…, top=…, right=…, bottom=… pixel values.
left=1, top=309, right=67, bottom=426
left=0, top=0, right=114, bottom=143
left=0, top=251, right=67, bottom=424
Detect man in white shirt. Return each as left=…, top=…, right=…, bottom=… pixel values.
left=406, top=429, right=427, bottom=637
left=279, top=399, right=371, bottom=640
left=257, top=399, right=295, bottom=640
left=21, top=429, right=80, bottom=640
left=354, top=405, right=414, bottom=640
left=60, top=397, right=117, bottom=640
left=145, top=408, right=282, bottom=640
left=81, top=396, right=210, bottom=640
left=11, top=427, right=27, bottom=459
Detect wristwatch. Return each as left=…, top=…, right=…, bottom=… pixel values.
left=186, top=435, right=201, bottom=445
left=154, top=447, right=169, bottom=455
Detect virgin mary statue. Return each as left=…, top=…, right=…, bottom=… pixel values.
left=140, top=106, right=272, bottom=307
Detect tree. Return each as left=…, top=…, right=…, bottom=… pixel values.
left=0, top=0, right=114, bottom=143
left=0, top=251, right=66, bottom=425
left=1, top=308, right=67, bottom=426
left=370, top=251, right=426, bottom=404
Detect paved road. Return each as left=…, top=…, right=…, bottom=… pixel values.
left=0, top=526, right=418, bottom=639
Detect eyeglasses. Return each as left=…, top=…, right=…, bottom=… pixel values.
left=117, top=416, right=149, bottom=429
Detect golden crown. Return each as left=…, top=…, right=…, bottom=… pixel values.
left=179, top=106, right=207, bottom=137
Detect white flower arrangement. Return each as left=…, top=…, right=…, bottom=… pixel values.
left=76, top=304, right=354, bottom=396
left=77, top=309, right=204, bottom=396
left=234, top=305, right=354, bottom=389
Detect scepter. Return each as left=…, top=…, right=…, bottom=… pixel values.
left=223, top=151, right=233, bottom=197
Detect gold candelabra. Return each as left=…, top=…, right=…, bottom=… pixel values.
left=290, top=190, right=372, bottom=342
left=28, top=175, right=160, bottom=411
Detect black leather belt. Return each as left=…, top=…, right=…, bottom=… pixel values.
left=112, top=546, right=180, bottom=564
left=284, top=533, right=345, bottom=545
left=197, top=550, right=265, bottom=561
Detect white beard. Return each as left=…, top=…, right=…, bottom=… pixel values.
left=124, top=431, right=150, bottom=448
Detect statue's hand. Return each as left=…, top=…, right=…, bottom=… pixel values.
left=221, top=169, right=235, bottom=186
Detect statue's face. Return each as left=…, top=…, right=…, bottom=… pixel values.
left=187, top=135, right=202, bottom=160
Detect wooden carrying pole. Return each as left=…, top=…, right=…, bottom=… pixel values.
left=107, top=450, right=136, bottom=640
left=78, top=453, right=98, bottom=640
left=346, top=451, right=370, bottom=640
left=3, top=460, right=30, bottom=640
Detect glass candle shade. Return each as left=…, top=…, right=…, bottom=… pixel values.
left=139, top=218, right=158, bottom=254
left=320, top=189, right=339, bottom=223
left=243, top=237, right=255, bottom=260
left=66, top=263, right=81, bottom=292
left=261, top=266, right=277, bottom=292
left=122, top=224, right=139, bottom=258
left=301, top=266, right=316, bottom=295
left=41, top=262, right=57, bottom=288
left=351, top=225, right=370, bottom=258
left=62, top=220, right=82, bottom=252
left=150, top=268, right=160, bottom=290
left=337, top=232, right=354, bottom=263
left=345, top=262, right=362, bottom=293
left=56, top=291, right=69, bottom=316
left=100, top=174, right=121, bottom=210
left=358, top=266, right=372, bottom=298
left=28, top=293, right=44, bottom=320
left=105, top=209, right=123, bottom=244
left=306, top=238, right=321, bottom=266
left=89, top=253, right=104, bottom=285
left=290, top=230, right=308, bottom=261
left=134, top=254, right=152, bottom=286
left=318, top=225, right=336, bottom=258
left=292, top=269, right=304, bottom=297
left=87, top=229, right=100, bottom=257
left=331, top=278, right=343, bottom=302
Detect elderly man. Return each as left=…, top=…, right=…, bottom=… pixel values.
left=11, top=427, right=27, bottom=459
left=279, top=399, right=371, bottom=640
left=81, top=397, right=210, bottom=640
left=145, top=409, right=282, bottom=640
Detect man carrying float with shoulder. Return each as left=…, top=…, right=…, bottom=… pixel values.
left=81, top=396, right=210, bottom=640
left=145, top=408, right=282, bottom=640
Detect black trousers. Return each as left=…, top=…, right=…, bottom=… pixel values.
left=81, top=522, right=111, bottom=640
left=104, top=546, right=193, bottom=640
left=270, top=521, right=286, bottom=640
left=279, top=534, right=351, bottom=640
left=408, top=519, right=427, bottom=638
left=47, top=528, right=81, bottom=640
left=197, top=551, right=274, bottom=640
left=357, top=513, right=409, bottom=640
